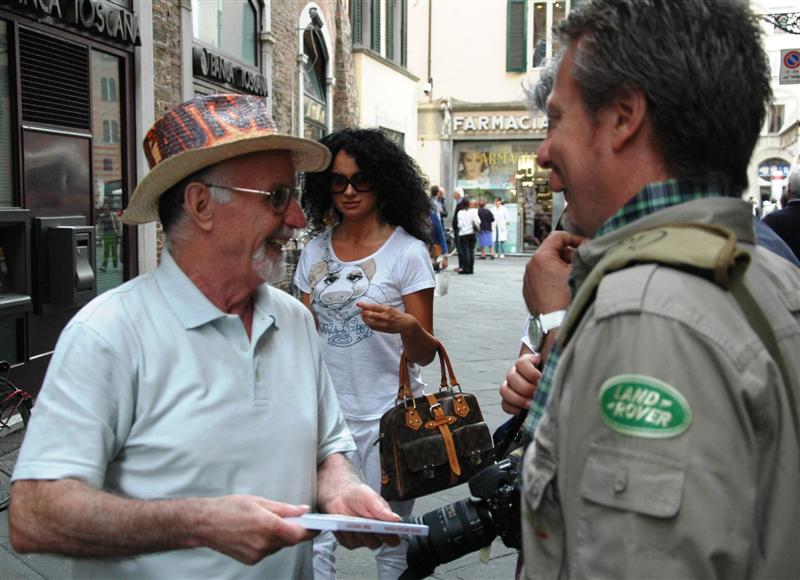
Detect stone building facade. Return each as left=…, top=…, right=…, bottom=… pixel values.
left=152, top=0, right=185, bottom=116
left=270, top=0, right=358, bottom=136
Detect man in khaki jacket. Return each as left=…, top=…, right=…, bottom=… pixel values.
left=519, top=1, right=800, bottom=578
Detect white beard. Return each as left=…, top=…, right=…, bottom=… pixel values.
left=252, top=244, right=286, bottom=285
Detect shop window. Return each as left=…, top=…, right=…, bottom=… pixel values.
left=507, top=0, right=527, bottom=72
left=532, top=1, right=567, bottom=68
left=192, top=0, right=258, bottom=67
left=768, top=104, right=784, bottom=134
left=101, top=78, right=117, bottom=102
left=92, top=51, right=125, bottom=294
left=0, top=21, right=12, bottom=207
left=454, top=140, right=547, bottom=254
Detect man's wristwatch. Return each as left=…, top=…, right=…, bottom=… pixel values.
left=527, top=310, right=567, bottom=352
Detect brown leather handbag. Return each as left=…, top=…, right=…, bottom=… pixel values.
left=378, top=341, right=495, bottom=502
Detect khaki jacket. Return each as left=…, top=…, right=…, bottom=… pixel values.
left=522, top=198, right=800, bottom=579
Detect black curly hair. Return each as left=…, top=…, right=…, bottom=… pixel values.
left=303, top=128, right=432, bottom=244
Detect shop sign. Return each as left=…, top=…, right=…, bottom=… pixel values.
left=193, top=47, right=269, bottom=97
left=758, top=158, right=790, bottom=183
left=452, top=112, right=547, bottom=135
left=14, top=0, right=140, bottom=46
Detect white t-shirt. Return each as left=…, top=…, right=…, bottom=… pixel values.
left=457, top=207, right=479, bottom=236
left=294, top=226, right=436, bottom=420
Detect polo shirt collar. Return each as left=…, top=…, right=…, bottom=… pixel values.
left=155, top=249, right=281, bottom=331
left=155, top=249, right=228, bottom=329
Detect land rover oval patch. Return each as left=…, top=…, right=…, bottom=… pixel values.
left=598, top=374, right=692, bottom=438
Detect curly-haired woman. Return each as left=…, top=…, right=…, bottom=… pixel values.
left=294, top=128, right=438, bottom=579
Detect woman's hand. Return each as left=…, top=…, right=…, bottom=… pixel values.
left=356, top=302, right=414, bottom=334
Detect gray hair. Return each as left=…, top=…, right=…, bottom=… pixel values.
left=556, top=0, right=771, bottom=194
left=788, top=172, right=800, bottom=198
left=524, top=57, right=560, bottom=114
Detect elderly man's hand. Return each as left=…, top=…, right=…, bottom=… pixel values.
left=524, top=231, right=584, bottom=316
left=194, top=495, right=314, bottom=565
left=325, top=483, right=402, bottom=550
left=500, top=352, right=542, bottom=415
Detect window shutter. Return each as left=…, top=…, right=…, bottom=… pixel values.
left=371, top=0, right=381, bottom=52
left=506, top=0, right=527, bottom=72
left=386, top=0, right=395, bottom=61
left=400, top=0, right=407, bottom=67
left=352, top=0, right=363, bottom=46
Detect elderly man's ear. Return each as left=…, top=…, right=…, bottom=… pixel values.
left=184, top=182, right=215, bottom=232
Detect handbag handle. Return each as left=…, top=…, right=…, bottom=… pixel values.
left=396, top=340, right=460, bottom=403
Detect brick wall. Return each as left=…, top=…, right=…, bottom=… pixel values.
left=151, top=0, right=184, bottom=260
left=151, top=0, right=184, bottom=115
left=333, top=0, right=358, bottom=128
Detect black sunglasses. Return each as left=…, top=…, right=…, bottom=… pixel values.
left=329, top=172, right=374, bottom=194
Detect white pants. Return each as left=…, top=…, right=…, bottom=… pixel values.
left=313, top=417, right=414, bottom=580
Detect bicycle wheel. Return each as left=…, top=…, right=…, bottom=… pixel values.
left=0, top=390, right=31, bottom=511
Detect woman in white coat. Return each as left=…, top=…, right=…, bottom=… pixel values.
left=491, top=197, right=510, bottom=257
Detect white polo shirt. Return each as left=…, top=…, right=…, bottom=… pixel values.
left=14, top=250, right=355, bottom=579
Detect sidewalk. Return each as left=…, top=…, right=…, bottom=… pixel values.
left=0, top=256, right=530, bottom=579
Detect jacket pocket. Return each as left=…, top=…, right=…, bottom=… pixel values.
left=573, top=443, right=685, bottom=579
left=521, top=440, right=566, bottom=579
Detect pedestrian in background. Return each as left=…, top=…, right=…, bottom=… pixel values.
left=477, top=199, right=495, bottom=259
left=763, top=172, right=800, bottom=261
left=295, top=128, right=438, bottom=580
left=456, top=196, right=477, bottom=274
left=491, top=197, right=509, bottom=258
left=431, top=184, right=448, bottom=220
left=451, top=186, right=465, bottom=272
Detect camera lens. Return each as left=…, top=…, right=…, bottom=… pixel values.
left=404, top=498, right=497, bottom=578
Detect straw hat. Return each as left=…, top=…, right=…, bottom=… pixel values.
left=123, top=94, right=331, bottom=224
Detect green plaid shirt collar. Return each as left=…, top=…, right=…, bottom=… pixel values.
left=595, top=180, right=729, bottom=239
left=522, top=180, right=734, bottom=444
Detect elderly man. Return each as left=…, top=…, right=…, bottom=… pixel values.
left=764, top=172, right=800, bottom=260
left=9, top=95, right=398, bottom=578
left=519, top=2, right=800, bottom=579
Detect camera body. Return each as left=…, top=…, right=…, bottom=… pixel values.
left=402, top=453, right=521, bottom=579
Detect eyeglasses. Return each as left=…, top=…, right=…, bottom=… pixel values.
left=329, top=172, right=374, bottom=194
left=204, top=183, right=300, bottom=213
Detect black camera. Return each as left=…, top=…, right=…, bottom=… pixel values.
left=400, top=453, right=521, bottom=579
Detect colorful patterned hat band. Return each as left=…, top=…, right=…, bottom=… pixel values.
left=123, top=94, right=331, bottom=224
left=143, top=95, right=278, bottom=169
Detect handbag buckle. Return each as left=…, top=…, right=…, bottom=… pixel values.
left=429, top=402, right=442, bottom=417
left=403, top=396, right=417, bottom=409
